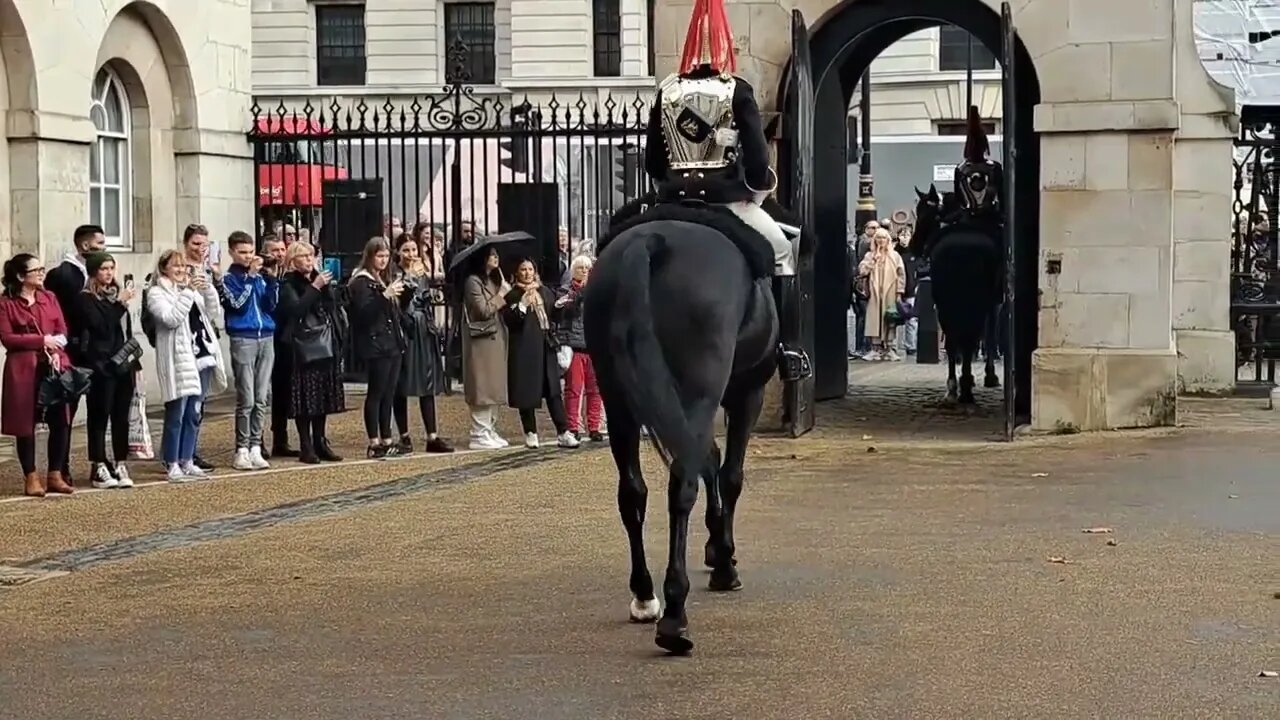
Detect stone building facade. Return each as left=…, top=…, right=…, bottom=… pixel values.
left=654, top=0, right=1237, bottom=432
left=252, top=0, right=657, bottom=105
left=0, top=0, right=253, bottom=398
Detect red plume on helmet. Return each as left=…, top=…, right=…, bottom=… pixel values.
left=962, top=105, right=989, bottom=163
left=678, top=0, right=738, bottom=75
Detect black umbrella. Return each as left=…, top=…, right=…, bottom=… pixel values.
left=447, top=231, right=541, bottom=279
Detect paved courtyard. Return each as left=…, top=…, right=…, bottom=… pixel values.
left=1, top=404, right=1277, bottom=718
left=831, top=358, right=1006, bottom=441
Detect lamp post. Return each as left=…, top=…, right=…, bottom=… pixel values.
left=854, top=70, right=876, bottom=229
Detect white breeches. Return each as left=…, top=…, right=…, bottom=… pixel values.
left=723, top=200, right=795, bottom=275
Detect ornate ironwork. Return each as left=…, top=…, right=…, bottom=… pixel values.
left=248, top=36, right=658, bottom=384
left=1230, top=105, right=1280, bottom=391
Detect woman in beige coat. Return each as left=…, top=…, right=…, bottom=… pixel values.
left=461, top=246, right=511, bottom=449
left=858, top=228, right=906, bottom=361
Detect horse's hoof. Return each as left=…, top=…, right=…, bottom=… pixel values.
left=984, top=376, right=1000, bottom=388
left=629, top=596, right=661, bottom=624
left=655, top=617, right=693, bottom=655
left=708, top=566, right=742, bottom=592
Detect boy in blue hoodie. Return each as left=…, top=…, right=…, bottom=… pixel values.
left=223, top=230, right=279, bottom=470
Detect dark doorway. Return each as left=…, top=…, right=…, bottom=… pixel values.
left=778, top=0, right=1042, bottom=428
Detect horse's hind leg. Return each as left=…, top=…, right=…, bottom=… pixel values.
left=945, top=339, right=959, bottom=402
left=984, top=306, right=1001, bottom=388
left=606, top=399, right=659, bottom=623
left=959, top=349, right=977, bottom=405
left=707, top=384, right=765, bottom=592
left=655, top=397, right=719, bottom=655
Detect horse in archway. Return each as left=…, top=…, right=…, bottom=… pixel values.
left=583, top=195, right=790, bottom=655
left=911, top=184, right=1003, bottom=403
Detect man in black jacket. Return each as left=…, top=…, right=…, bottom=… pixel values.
left=44, top=224, right=107, bottom=483
left=642, top=0, right=809, bottom=380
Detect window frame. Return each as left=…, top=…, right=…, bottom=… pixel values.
left=593, top=0, right=622, bottom=78
left=938, top=25, right=997, bottom=72
left=443, top=1, right=497, bottom=84
left=315, top=2, right=368, bottom=87
left=89, top=66, right=132, bottom=249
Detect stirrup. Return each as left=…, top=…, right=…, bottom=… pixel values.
left=777, top=344, right=812, bottom=382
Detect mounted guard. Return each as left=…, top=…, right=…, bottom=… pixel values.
left=953, top=105, right=1004, bottom=226
left=642, top=0, right=810, bottom=382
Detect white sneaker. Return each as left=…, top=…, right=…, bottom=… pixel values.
left=557, top=431, right=581, bottom=449
left=524, top=432, right=540, bottom=449
left=115, top=463, right=134, bottom=488
left=487, top=429, right=509, bottom=448
left=168, top=464, right=195, bottom=483
left=232, top=448, right=254, bottom=471
left=468, top=433, right=506, bottom=451
left=91, top=464, right=119, bottom=490
left=179, top=461, right=207, bottom=478
left=248, top=446, right=270, bottom=470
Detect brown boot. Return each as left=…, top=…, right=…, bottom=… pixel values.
left=45, top=471, right=73, bottom=494
left=23, top=472, right=44, bottom=498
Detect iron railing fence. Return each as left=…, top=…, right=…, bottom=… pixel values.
left=1231, top=105, right=1280, bottom=394
left=248, top=38, right=656, bottom=384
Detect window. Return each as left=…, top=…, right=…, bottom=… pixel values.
left=647, top=0, right=656, bottom=76
left=936, top=119, right=998, bottom=136
left=89, top=68, right=131, bottom=248
left=593, top=0, right=622, bottom=77
left=938, top=25, right=996, bottom=72
left=444, top=2, right=497, bottom=84
left=316, top=3, right=367, bottom=86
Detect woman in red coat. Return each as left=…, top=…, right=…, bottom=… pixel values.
left=0, top=253, right=74, bottom=496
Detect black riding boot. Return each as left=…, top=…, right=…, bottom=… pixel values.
left=773, top=275, right=812, bottom=383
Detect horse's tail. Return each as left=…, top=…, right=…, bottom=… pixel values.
left=608, top=231, right=699, bottom=474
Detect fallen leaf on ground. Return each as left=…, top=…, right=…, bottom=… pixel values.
left=1031, top=472, right=1049, bottom=478
left=861, top=434, right=873, bottom=441
left=1081, top=527, right=1114, bottom=534
left=1106, top=539, right=1118, bottom=547
left=1228, top=494, right=1240, bottom=499
left=1258, top=670, right=1278, bottom=678
left=866, top=446, right=878, bottom=454
left=1047, top=556, right=1071, bottom=564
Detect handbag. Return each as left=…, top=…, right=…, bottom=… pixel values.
left=36, top=353, right=93, bottom=413
left=465, top=305, right=497, bottom=339
left=106, top=337, right=143, bottom=376
left=293, top=311, right=335, bottom=364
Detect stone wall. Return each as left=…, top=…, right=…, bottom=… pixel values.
left=653, top=0, right=1238, bottom=432
left=0, top=0, right=254, bottom=403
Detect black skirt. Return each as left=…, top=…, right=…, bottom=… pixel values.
left=290, top=358, right=346, bottom=418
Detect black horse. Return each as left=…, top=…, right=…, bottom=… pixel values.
left=911, top=184, right=1003, bottom=403
left=584, top=196, right=788, bottom=655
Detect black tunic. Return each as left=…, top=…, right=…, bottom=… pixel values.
left=644, top=65, right=771, bottom=205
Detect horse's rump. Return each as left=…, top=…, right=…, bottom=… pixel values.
left=929, top=225, right=1003, bottom=341
left=599, top=201, right=775, bottom=280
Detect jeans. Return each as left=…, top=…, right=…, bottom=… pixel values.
left=230, top=336, right=275, bottom=449
left=853, top=295, right=869, bottom=353
left=162, top=393, right=202, bottom=465
left=193, top=366, right=213, bottom=454
left=897, top=297, right=918, bottom=354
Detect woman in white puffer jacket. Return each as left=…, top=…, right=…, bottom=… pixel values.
left=146, top=249, right=227, bottom=482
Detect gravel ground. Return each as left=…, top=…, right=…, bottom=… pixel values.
left=1, top=428, right=1277, bottom=718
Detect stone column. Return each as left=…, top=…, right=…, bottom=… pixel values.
left=174, top=128, right=256, bottom=247
left=7, top=110, right=96, bottom=258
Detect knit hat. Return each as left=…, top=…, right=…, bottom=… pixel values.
left=84, top=251, right=114, bottom=277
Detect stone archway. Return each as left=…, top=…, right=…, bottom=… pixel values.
left=780, top=0, right=1042, bottom=423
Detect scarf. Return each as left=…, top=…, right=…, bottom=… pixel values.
left=516, top=280, right=549, bottom=331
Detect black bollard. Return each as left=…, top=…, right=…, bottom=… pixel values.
left=915, top=277, right=940, bottom=364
